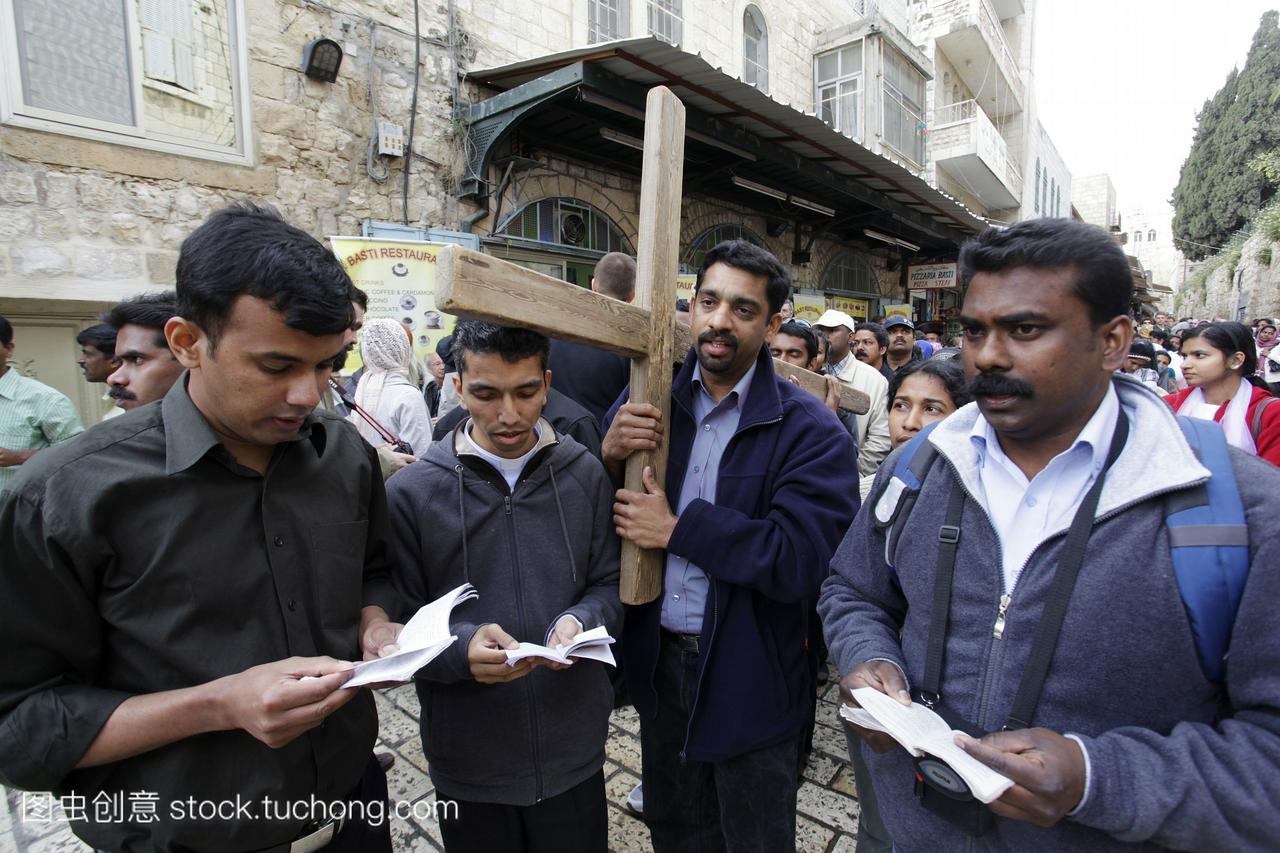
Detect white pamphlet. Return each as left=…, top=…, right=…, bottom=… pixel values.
left=839, top=687, right=1014, bottom=804
left=344, top=583, right=479, bottom=688
left=503, top=624, right=617, bottom=667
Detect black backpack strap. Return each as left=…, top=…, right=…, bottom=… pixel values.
left=1004, top=412, right=1130, bottom=729
left=920, top=484, right=966, bottom=709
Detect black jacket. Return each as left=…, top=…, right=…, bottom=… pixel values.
left=548, top=339, right=629, bottom=426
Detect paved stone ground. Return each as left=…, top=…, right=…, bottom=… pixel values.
left=2, top=672, right=863, bottom=852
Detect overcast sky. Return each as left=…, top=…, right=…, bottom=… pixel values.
left=1034, top=0, right=1277, bottom=217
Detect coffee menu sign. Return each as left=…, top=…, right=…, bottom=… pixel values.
left=907, top=263, right=958, bottom=290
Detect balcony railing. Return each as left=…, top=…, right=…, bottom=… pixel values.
left=931, top=0, right=1025, bottom=112
left=975, top=0, right=1020, bottom=85
left=853, top=0, right=880, bottom=18
left=931, top=99, right=1022, bottom=199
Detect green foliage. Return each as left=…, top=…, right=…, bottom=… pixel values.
left=1260, top=198, right=1280, bottom=243
left=1258, top=244, right=1274, bottom=266
left=1251, top=150, right=1280, bottom=185
left=1173, top=12, right=1280, bottom=260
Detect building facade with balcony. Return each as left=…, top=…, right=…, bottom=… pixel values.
left=899, top=0, right=1074, bottom=228
left=1, top=0, right=987, bottom=425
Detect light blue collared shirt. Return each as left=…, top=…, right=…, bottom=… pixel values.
left=966, top=384, right=1120, bottom=594
left=660, top=361, right=757, bottom=633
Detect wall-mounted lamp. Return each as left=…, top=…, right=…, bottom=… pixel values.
left=303, top=38, right=344, bottom=83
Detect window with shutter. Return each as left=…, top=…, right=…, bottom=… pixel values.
left=743, top=6, right=768, bottom=93
left=12, top=0, right=134, bottom=125
left=141, top=0, right=196, bottom=91
left=3, top=0, right=248, bottom=160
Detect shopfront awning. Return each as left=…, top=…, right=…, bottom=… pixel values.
left=462, top=38, right=989, bottom=255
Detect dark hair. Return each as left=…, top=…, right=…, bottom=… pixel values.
left=1128, top=339, right=1156, bottom=363
left=695, top=239, right=791, bottom=316
left=776, top=320, right=818, bottom=362
left=1261, top=322, right=1278, bottom=334
left=0, top=315, right=11, bottom=347
left=1151, top=328, right=1169, bottom=342
left=452, top=320, right=550, bottom=375
left=103, top=291, right=178, bottom=349
left=175, top=203, right=353, bottom=350
left=593, top=252, right=637, bottom=302
left=436, top=334, right=456, bottom=373
left=76, top=323, right=117, bottom=356
left=886, top=358, right=972, bottom=412
left=1181, top=321, right=1264, bottom=387
left=675, top=298, right=690, bottom=313
left=351, top=286, right=369, bottom=312
left=814, top=333, right=829, bottom=358
left=854, top=321, right=889, bottom=349
left=958, top=219, right=1132, bottom=328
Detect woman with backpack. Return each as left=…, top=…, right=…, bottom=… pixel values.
left=1166, top=321, right=1280, bottom=466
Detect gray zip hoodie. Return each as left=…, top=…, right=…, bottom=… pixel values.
left=819, top=375, right=1280, bottom=851
left=384, top=418, right=622, bottom=806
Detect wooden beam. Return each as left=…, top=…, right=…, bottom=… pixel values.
left=436, top=247, right=650, bottom=358
left=435, top=247, right=870, bottom=415
left=621, top=87, right=685, bottom=604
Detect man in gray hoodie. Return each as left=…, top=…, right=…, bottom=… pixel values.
left=385, top=320, right=621, bottom=853
left=820, top=218, right=1280, bottom=851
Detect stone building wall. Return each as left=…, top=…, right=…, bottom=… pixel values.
left=0, top=0, right=463, bottom=303
left=1071, top=173, right=1117, bottom=230
left=1, top=0, right=881, bottom=306
left=1175, top=230, right=1280, bottom=322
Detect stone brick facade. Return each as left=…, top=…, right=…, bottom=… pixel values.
left=1, top=0, right=887, bottom=306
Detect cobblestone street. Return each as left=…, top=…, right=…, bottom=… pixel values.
left=2, top=674, right=863, bottom=852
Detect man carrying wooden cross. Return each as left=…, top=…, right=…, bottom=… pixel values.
left=605, top=239, right=861, bottom=851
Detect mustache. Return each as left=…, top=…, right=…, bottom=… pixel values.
left=107, top=387, right=137, bottom=401
left=697, top=330, right=738, bottom=348
left=967, top=373, right=1034, bottom=398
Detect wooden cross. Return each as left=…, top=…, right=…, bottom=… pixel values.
left=436, top=87, right=870, bottom=605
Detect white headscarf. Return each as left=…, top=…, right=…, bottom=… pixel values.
left=354, top=318, right=412, bottom=447
left=1175, top=378, right=1258, bottom=456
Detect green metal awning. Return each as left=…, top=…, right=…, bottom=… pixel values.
left=461, top=38, right=989, bottom=255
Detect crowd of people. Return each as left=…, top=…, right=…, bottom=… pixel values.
left=0, top=205, right=1277, bottom=853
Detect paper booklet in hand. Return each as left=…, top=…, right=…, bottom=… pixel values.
left=503, top=625, right=617, bottom=668
left=344, top=584, right=479, bottom=688
left=839, top=687, right=1014, bottom=804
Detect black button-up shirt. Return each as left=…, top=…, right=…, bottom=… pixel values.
left=0, top=377, right=399, bottom=851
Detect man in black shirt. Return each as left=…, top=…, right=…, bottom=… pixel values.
left=548, top=252, right=635, bottom=424
left=0, top=203, right=402, bottom=852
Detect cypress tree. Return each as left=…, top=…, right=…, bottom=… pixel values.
left=1172, top=11, right=1280, bottom=260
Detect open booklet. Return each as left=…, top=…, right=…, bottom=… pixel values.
left=504, top=625, right=617, bottom=667
left=343, top=583, right=479, bottom=688
left=839, top=687, right=1014, bottom=804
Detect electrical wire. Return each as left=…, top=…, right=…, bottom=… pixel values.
left=365, top=21, right=390, bottom=184
left=403, top=0, right=420, bottom=224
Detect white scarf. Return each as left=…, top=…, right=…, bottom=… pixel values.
left=354, top=318, right=413, bottom=447
left=1175, top=379, right=1257, bottom=455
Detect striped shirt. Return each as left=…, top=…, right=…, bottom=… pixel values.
left=0, top=367, right=84, bottom=491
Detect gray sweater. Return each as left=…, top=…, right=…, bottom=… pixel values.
left=385, top=419, right=621, bottom=806
left=819, top=376, right=1280, bottom=851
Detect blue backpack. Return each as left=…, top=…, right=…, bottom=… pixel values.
left=872, top=416, right=1250, bottom=685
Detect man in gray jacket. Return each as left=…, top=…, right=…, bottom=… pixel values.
left=820, top=218, right=1280, bottom=851
left=386, top=320, right=621, bottom=853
